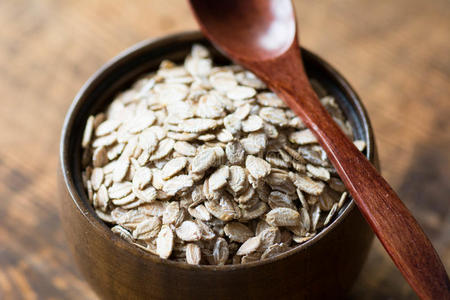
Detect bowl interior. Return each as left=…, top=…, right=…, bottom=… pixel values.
left=61, top=31, right=374, bottom=269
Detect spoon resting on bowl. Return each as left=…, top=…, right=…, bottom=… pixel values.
left=188, top=0, right=450, bottom=298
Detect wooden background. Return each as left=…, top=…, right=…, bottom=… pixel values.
left=0, top=0, right=448, bottom=299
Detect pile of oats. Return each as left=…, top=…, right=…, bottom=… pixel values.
left=81, top=45, right=366, bottom=265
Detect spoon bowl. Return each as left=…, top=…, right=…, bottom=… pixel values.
left=189, top=0, right=296, bottom=60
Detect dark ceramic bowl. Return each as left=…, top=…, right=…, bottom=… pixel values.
left=59, top=31, right=377, bottom=300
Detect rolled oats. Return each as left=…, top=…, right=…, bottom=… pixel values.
left=82, top=45, right=364, bottom=265
left=258, top=227, right=281, bottom=250
left=266, top=207, right=301, bottom=227
left=205, top=195, right=238, bottom=221
left=208, top=166, right=230, bottom=191
left=236, top=236, right=261, bottom=256
left=213, top=237, right=229, bottom=265
left=306, top=164, right=330, bottom=182
left=82, top=115, right=95, bottom=148
left=111, top=225, right=134, bottom=243
left=162, top=157, right=188, bottom=180
left=228, top=166, right=247, bottom=195
left=224, top=222, right=254, bottom=243
left=242, top=115, right=263, bottom=132
left=225, top=141, right=245, bottom=164
left=259, top=107, right=288, bottom=126
left=226, top=86, right=256, bottom=100
left=246, top=155, right=271, bottom=180
left=188, top=204, right=212, bottom=222
left=241, top=132, right=267, bottom=154
left=162, top=175, right=193, bottom=196
left=92, top=146, right=108, bottom=168
left=155, top=225, right=174, bottom=259
left=186, top=243, right=202, bottom=265
left=149, top=138, right=175, bottom=161
left=108, top=182, right=133, bottom=199
left=191, top=148, right=217, bottom=174
left=261, top=243, right=288, bottom=260
left=176, top=220, right=202, bottom=242
left=173, top=141, right=197, bottom=157
left=289, top=129, right=317, bottom=145
left=353, top=140, right=366, bottom=152
left=133, top=217, right=161, bottom=240
left=90, top=168, right=104, bottom=191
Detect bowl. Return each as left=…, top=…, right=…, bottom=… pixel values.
left=59, top=31, right=378, bottom=300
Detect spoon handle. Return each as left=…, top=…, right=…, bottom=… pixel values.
left=264, top=50, right=450, bottom=299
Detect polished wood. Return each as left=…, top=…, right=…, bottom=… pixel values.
left=59, top=32, right=376, bottom=299
left=188, top=0, right=449, bottom=298
left=0, top=0, right=449, bottom=299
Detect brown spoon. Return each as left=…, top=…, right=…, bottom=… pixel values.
left=188, top=0, right=449, bottom=298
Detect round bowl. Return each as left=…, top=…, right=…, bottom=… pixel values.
left=59, top=31, right=377, bottom=300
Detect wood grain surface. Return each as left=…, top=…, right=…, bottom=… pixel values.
left=0, top=0, right=448, bottom=299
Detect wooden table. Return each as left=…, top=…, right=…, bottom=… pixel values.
left=0, top=0, right=448, bottom=299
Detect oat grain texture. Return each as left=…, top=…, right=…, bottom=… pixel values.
left=0, top=0, right=448, bottom=299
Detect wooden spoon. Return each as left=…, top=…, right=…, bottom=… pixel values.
left=188, top=0, right=449, bottom=298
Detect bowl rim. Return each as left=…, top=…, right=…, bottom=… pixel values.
left=60, top=30, right=375, bottom=271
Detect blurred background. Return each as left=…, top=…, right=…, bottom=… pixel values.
left=0, top=0, right=448, bottom=299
